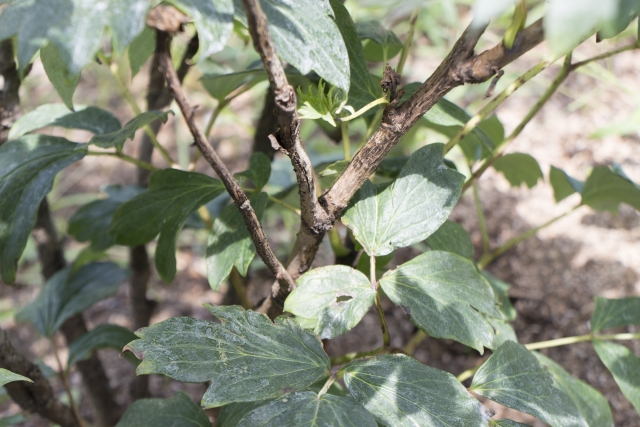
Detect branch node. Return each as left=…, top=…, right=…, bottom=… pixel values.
left=381, top=64, right=401, bottom=101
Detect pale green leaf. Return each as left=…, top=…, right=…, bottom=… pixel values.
left=318, top=160, right=349, bottom=190
left=426, top=220, right=474, bottom=259
left=495, top=420, right=531, bottom=427
left=593, top=340, right=640, bottom=413
left=488, top=317, right=518, bottom=347
left=9, top=104, right=121, bottom=139
left=40, top=43, right=81, bottom=110
left=16, top=262, right=128, bottom=336
left=218, top=391, right=377, bottom=427
left=128, top=26, right=156, bottom=78
left=67, top=324, right=138, bottom=369
left=481, top=271, right=516, bottom=322
left=470, top=341, right=588, bottom=427
left=126, top=305, right=330, bottom=408
left=206, top=193, right=268, bottom=291
left=90, top=111, right=171, bottom=150
left=342, top=143, right=464, bottom=256
left=493, top=153, right=543, bottom=189
left=0, top=369, right=32, bottom=387
left=597, top=0, right=640, bottom=40
left=379, top=251, right=502, bottom=353
left=582, top=165, right=640, bottom=213
left=549, top=166, right=584, bottom=203
left=284, top=266, right=375, bottom=339
left=201, top=69, right=267, bottom=102
left=0, top=413, right=28, bottom=427
left=108, top=0, right=149, bottom=51
left=0, top=135, right=87, bottom=284
left=68, top=185, right=144, bottom=251
left=472, top=0, right=518, bottom=25
left=343, top=354, right=492, bottom=427
left=111, top=169, right=226, bottom=283
left=591, top=297, right=640, bottom=333
left=235, top=152, right=271, bottom=191
left=535, top=352, right=614, bottom=427
left=115, top=391, right=210, bottom=427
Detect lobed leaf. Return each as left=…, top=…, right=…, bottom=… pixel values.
left=284, top=265, right=375, bottom=339
left=343, top=354, right=492, bottom=427
left=16, top=262, right=128, bottom=337
left=591, top=297, right=640, bottom=333
left=581, top=165, right=640, bottom=213
left=218, top=391, right=377, bottom=427
left=493, top=153, right=543, bottom=189
left=0, top=369, right=32, bottom=387
left=115, top=391, right=210, bottom=427
left=425, top=220, right=474, bottom=259
left=90, top=111, right=171, bottom=150
left=549, top=166, right=583, bottom=203
left=342, top=143, right=464, bottom=256
left=0, top=135, right=87, bottom=284
left=125, top=305, right=330, bottom=408
left=593, top=340, right=640, bottom=414
left=67, top=324, right=138, bottom=369
left=470, top=341, right=588, bottom=427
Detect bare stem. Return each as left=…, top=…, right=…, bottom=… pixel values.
left=330, top=346, right=386, bottom=365
left=341, top=121, right=351, bottom=161
left=371, top=256, right=390, bottom=347
left=472, top=183, right=490, bottom=255
left=50, top=338, right=85, bottom=427
left=86, top=150, right=158, bottom=172
left=396, top=9, right=419, bottom=77
left=526, top=332, right=640, bottom=351
left=230, top=267, right=252, bottom=310
left=403, top=330, right=427, bottom=355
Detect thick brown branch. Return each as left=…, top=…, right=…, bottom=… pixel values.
left=154, top=31, right=297, bottom=301
left=1, top=328, right=78, bottom=427
left=240, top=0, right=330, bottom=235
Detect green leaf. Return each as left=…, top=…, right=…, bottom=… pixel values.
left=206, top=193, right=268, bottom=291
left=379, top=251, right=502, bottom=353
left=425, top=220, right=474, bottom=259
left=126, top=305, right=330, bottom=408
left=471, top=0, right=519, bottom=25
left=67, top=324, right=138, bottom=369
left=234, top=0, right=350, bottom=93
left=549, top=166, right=584, bottom=203
left=488, top=317, right=518, bottom=347
left=0, top=414, right=28, bottom=427
left=89, top=111, right=171, bottom=150
left=343, top=354, right=492, bottom=427
left=591, top=297, right=640, bottom=333
left=495, top=420, right=531, bottom=427
left=0, top=135, right=87, bottom=284
left=470, top=341, right=588, bottom=427
left=108, top=0, right=149, bottom=51
left=40, top=43, right=81, bottom=110
left=0, top=369, right=32, bottom=387
left=128, top=26, right=156, bottom=78
left=218, top=391, right=377, bottom=427
left=16, top=262, right=128, bottom=336
left=166, top=0, right=233, bottom=61
left=115, top=391, right=210, bottom=427
left=480, top=271, right=516, bottom=322
left=110, top=169, right=226, bottom=283
left=235, top=152, right=272, bottom=191
left=201, top=69, right=267, bottom=102
left=535, top=352, right=614, bottom=427
left=593, top=340, right=640, bottom=414
left=330, top=0, right=379, bottom=111
left=493, top=153, right=543, bottom=189
left=342, top=143, right=464, bottom=256
left=284, top=266, right=375, bottom=339
left=68, top=185, right=144, bottom=251
left=9, top=104, right=121, bottom=139
left=597, top=0, right=640, bottom=40
left=318, top=160, right=349, bottom=190
left=582, top=165, right=640, bottom=213
left=355, top=21, right=402, bottom=62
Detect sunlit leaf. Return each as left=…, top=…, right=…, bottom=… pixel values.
left=472, top=0, right=518, bottom=25
left=493, top=153, right=543, bottom=189
left=495, top=420, right=531, bottom=427
left=597, top=0, right=640, bottom=40
left=0, top=369, right=32, bottom=387
left=582, top=165, right=640, bottom=213
left=593, top=340, right=640, bottom=413
left=591, top=297, right=640, bottom=333
left=90, top=111, right=171, bottom=150
left=115, top=392, right=210, bottom=427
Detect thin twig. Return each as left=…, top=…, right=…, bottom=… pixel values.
left=371, top=256, right=390, bottom=347
left=154, top=31, right=297, bottom=301
left=473, top=183, right=490, bottom=255
left=86, top=150, right=158, bottom=171
left=50, top=337, right=85, bottom=427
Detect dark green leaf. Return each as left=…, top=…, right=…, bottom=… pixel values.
left=493, top=153, right=543, bottom=188
left=481, top=271, right=516, bottom=322
left=126, top=305, right=330, bottom=408
left=593, top=340, right=640, bottom=413
left=218, top=391, right=377, bottom=427
left=535, top=352, right=614, bottom=427
left=40, top=43, right=81, bottom=110
left=470, top=341, right=588, bottom=427
left=206, top=193, right=267, bottom=291
left=342, top=143, right=464, bottom=256
left=90, top=111, right=171, bottom=150
left=9, top=104, right=121, bottom=139
left=201, top=69, right=267, bottom=102
left=69, top=185, right=144, bottom=251
left=343, top=354, right=492, bottom=427
left=128, top=26, right=156, bottom=78
left=549, top=166, right=584, bottom=203
left=379, top=251, right=502, bottom=353
left=0, top=135, right=87, bottom=284
left=426, top=220, right=474, bottom=259
left=582, top=165, right=640, bottom=213
left=235, top=152, right=272, bottom=191
left=0, top=369, right=32, bottom=387
left=16, top=262, right=128, bottom=336
left=284, top=266, right=375, bottom=339
left=331, top=1, right=379, bottom=111
left=234, top=0, right=350, bottom=92
left=591, top=297, right=640, bottom=333
left=0, top=414, right=28, bottom=427
left=67, top=324, right=138, bottom=369
left=111, top=169, right=226, bottom=283
left=166, top=0, right=234, bottom=61
left=597, top=0, right=640, bottom=40
left=355, top=21, right=402, bottom=62
left=115, top=391, right=210, bottom=427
